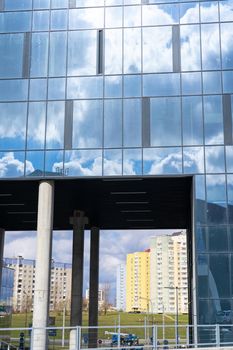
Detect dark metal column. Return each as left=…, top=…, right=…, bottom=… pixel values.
left=88, top=227, right=100, bottom=348
left=70, top=210, right=88, bottom=326
left=0, top=228, right=5, bottom=292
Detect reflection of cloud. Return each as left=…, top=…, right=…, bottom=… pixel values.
left=144, top=149, right=182, bottom=175
left=57, top=152, right=102, bottom=176
left=183, top=147, right=204, bottom=173
left=0, top=152, right=33, bottom=177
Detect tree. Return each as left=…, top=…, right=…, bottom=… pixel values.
left=101, top=283, right=111, bottom=316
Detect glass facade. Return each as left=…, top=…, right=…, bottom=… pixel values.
left=0, top=0, right=233, bottom=328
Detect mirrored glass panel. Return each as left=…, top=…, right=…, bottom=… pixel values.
left=25, top=151, right=44, bottom=176
left=73, top=100, right=103, bottom=148
left=150, top=97, right=181, bottom=146
left=182, top=96, right=203, bottom=146
left=222, top=71, right=233, bottom=93
left=206, top=174, right=227, bottom=224
left=124, top=6, right=141, bottom=27
left=142, top=4, right=179, bottom=26
left=48, top=78, right=65, bottom=100
left=51, top=0, right=68, bottom=8
left=105, top=29, right=122, bottom=74
left=29, top=79, right=47, bottom=100
left=0, top=12, right=31, bottom=33
left=143, top=27, right=172, bottom=73
left=4, top=0, right=32, bottom=10
left=204, top=95, right=224, bottom=145
left=0, top=80, right=28, bottom=101
left=27, top=102, right=46, bottom=149
left=205, top=146, right=225, bottom=173
left=123, top=99, right=141, bottom=147
left=30, top=33, right=49, bottom=77
left=105, top=7, right=122, bottom=28
left=143, top=147, right=182, bottom=175
left=69, top=8, right=104, bottom=30
left=0, top=34, right=24, bottom=78
left=180, top=25, right=201, bottom=71
left=104, top=100, right=122, bottom=148
left=76, top=0, right=104, bottom=6
left=182, top=72, right=202, bottom=95
left=143, top=74, right=180, bottom=96
left=209, top=255, right=230, bottom=298
left=208, top=226, right=228, bottom=252
left=0, top=103, right=27, bottom=150
left=49, top=32, right=67, bottom=77
left=0, top=152, right=25, bottom=178
left=124, top=75, right=141, bottom=97
left=105, top=76, right=122, bottom=98
left=226, top=146, right=233, bottom=173
left=46, top=101, right=65, bottom=149
left=200, top=1, right=218, bottom=23
left=32, top=11, right=49, bottom=31
left=183, top=147, right=204, bottom=174
left=201, top=24, right=220, bottom=70
left=68, top=31, right=97, bottom=76
left=33, top=0, right=50, bottom=9
left=45, top=150, right=64, bottom=176
left=51, top=10, right=68, bottom=30
left=123, top=149, right=142, bottom=175
left=180, top=3, right=199, bottom=24
left=124, top=28, right=141, bottom=74
left=203, top=72, right=222, bottom=94
left=64, top=150, right=102, bottom=176
left=67, top=77, right=103, bottom=99
left=104, top=149, right=122, bottom=176
left=221, top=23, right=233, bottom=69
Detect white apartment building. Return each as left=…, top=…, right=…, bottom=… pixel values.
left=4, top=256, right=72, bottom=312
left=150, top=231, right=188, bottom=314
left=116, top=264, right=126, bottom=311
left=85, top=288, right=105, bottom=308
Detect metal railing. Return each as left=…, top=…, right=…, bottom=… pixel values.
left=0, top=324, right=232, bottom=349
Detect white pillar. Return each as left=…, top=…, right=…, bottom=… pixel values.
left=0, top=228, right=5, bottom=293
left=32, top=181, right=54, bottom=350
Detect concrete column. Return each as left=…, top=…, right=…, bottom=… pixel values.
left=32, top=181, right=54, bottom=350
left=88, top=227, right=100, bottom=348
left=70, top=210, right=88, bottom=326
left=0, top=229, right=5, bottom=293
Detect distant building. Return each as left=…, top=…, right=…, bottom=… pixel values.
left=150, top=231, right=188, bottom=314
left=85, top=288, right=105, bottom=308
left=4, top=256, right=72, bottom=312
left=126, top=250, right=150, bottom=313
left=116, top=264, right=126, bottom=311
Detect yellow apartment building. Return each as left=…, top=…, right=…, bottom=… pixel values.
left=126, top=250, right=150, bottom=312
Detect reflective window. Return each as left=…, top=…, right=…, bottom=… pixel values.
left=142, top=4, right=179, bottom=26
left=105, top=29, right=122, bottom=74
left=27, top=102, right=46, bottom=149
left=222, top=71, right=233, bottom=93
left=124, top=75, right=141, bottom=97
left=209, top=255, right=230, bottom=298
left=26, top=151, right=44, bottom=176
left=67, top=77, right=103, bottom=99
left=49, top=32, right=67, bottom=77
left=73, top=100, right=103, bottom=149
left=105, top=76, right=122, bottom=98
left=180, top=3, right=199, bottom=24
left=76, top=0, right=104, bottom=6
left=32, top=11, right=49, bottom=31
left=205, top=146, right=225, bottom=173
left=105, top=7, right=122, bottom=28
left=123, top=99, right=141, bottom=147
left=182, top=72, right=202, bottom=95
left=68, top=31, right=97, bottom=76
left=124, top=6, right=141, bottom=27
left=200, top=1, right=218, bottom=23
left=183, top=147, right=204, bottom=174
left=69, top=8, right=104, bottom=30
left=30, top=79, right=47, bottom=100
left=206, top=174, right=226, bottom=204
left=0, top=80, right=28, bottom=101
left=201, top=24, right=220, bottom=70
left=46, top=102, right=65, bottom=149
left=0, top=152, right=25, bottom=178
left=221, top=23, right=233, bottom=69
left=143, top=74, right=180, bottom=97
left=204, top=95, right=224, bottom=145
left=143, top=27, right=172, bottom=73
left=0, top=103, right=27, bottom=150
left=64, top=150, right=102, bottom=177
left=4, top=0, right=32, bottom=10
left=45, top=150, right=63, bottom=176
left=51, top=0, right=68, bottom=8
left=124, top=28, right=141, bottom=74
left=0, top=34, right=24, bottom=78
left=104, top=100, right=122, bottom=148
left=51, top=10, right=68, bottom=30
left=48, top=78, right=65, bottom=100
left=123, top=149, right=142, bottom=176
left=33, top=0, right=50, bottom=9
left=180, top=25, right=201, bottom=71
left=104, top=149, right=122, bottom=176
left=30, top=33, right=49, bottom=77
left=208, top=226, right=228, bottom=252
left=143, top=147, right=182, bottom=175
left=182, top=96, right=203, bottom=146
left=0, top=12, right=31, bottom=33
left=150, top=97, right=181, bottom=146
left=226, top=146, right=233, bottom=173
left=220, top=0, right=233, bottom=21
left=203, top=72, right=222, bottom=94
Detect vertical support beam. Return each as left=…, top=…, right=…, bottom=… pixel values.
left=97, top=30, right=104, bottom=75
left=172, top=25, right=181, bottom=73
left=32, top=181, right=54, bottom=350
left=88, top=227, right=100, bottom=348
left=70, top=210, right=88, bottom=326
left=223, top=94, right=232, bottom=145
left=142, top=97, right=151, bottom=147
left=22, top=32, right=31, bottom=78
left=0, top=0, right=4, bottom=11
left=64, top=100, right=74, bottom=150
left=0, top=229, right=5, bottom=294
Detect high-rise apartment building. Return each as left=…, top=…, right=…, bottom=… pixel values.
left=116, top=264, right=126, bottom=311
left=4, top=256, right=72, bottom=312
left=150, top=232, right=188, bottom=314
left=126, top=250, right=150, bottom=313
